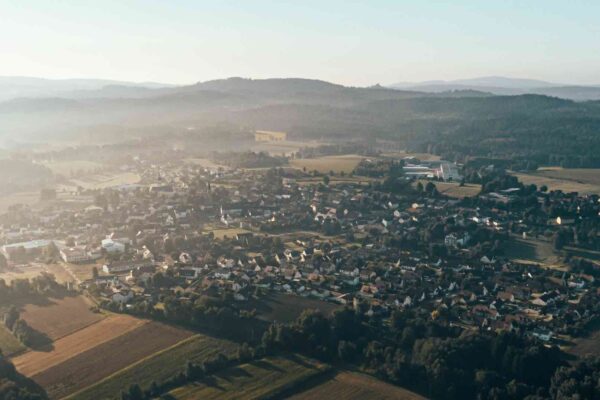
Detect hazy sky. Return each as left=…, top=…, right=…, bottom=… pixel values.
left=1, top=0, right=600, bottom=86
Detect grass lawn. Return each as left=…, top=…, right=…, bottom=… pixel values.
left=169, top=355, right=330, bottom=400
left=68, top=334, right=238, bottom=400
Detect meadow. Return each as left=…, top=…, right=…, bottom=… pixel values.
left=68, top=333, right=239, bottom=400
left=168, top=355, right=330, bottom=400
left=513, top=167, right=600, bottom=195
left=289, top=155, right=364, bottom=174
left=290, top=371, right=427, bottom=400
left=33, top=321, right=193, bottom=399
left=0, top=325, right=26, bottom=356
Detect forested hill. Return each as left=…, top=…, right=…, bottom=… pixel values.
left=2, top=77, right=600, bottom=167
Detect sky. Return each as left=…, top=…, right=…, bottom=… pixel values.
left=1, top=0, right=600, bottom=86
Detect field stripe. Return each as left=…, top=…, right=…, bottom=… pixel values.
left=13, top=314, right=147, bottom=377
left=64, top=334, right=202, bottom=400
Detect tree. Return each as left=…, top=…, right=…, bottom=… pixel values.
left=322, top=175, right=330, bottom=185
left=92, top=266, right=99, bottom=279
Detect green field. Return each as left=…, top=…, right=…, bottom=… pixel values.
left=68, top=334, right=238, bottom=400
left=169, top=355, right=330, bottom=400
left=512, top=167, right=600, bottom=195
left=0, top=325, right=25, bottom=356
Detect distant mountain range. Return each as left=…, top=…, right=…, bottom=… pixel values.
left=1, top=76, right=600, bottom=169
left=389, top=76, right=600, bottom=101
left=0, top=76, right=176, bottom=102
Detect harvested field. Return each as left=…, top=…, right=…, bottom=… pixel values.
left=13, top=314, right=145, bottom=377
left=169, top=355, right=330, bottom=400
left=31, top=321, right=193, bottom=399
left=290, top=155, right=364, bottom=174
left=253, top=293, right=341, bottom=323
left=69, top=334, right=238, bottom=400
left=20, top=295, right=104, bottom=340
left=512, top=168, right=600, bottom=195
left=290, top=371, right=427, bottom=400
left=0, top=325, right=25, bottom=356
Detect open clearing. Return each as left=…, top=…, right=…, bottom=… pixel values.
left=252, top=293, right=341, bottom=323
left=290, top=371, right=427, bottom=400
left=0, top=191, right=39, bottom=213
left=0, top=264, right=47, bottom=284
left=506, top=237, right=566, bottom=270
left=69, top=334, right=239, bottom=400
left=207, top=227, right=253, bottom=240
left=31, top=321, right=193, bottom=399
left=566, top=327, right=600, bottom=359
left=41, top=160, right=104, bottom=177
left=513, top=168, right=600, bottom=195
left=13, top=314, right=146, bottom=377
left=415, top=180, right=481, bottom=198
left=169, top=355, right=330, bottom=400
left=290, top=155, right=364, bottom=174
left=0, top=325, right=25, bottom=356
left=20, top=295, right=104, bottom=340
left=69, top=172, right=141, bottom=190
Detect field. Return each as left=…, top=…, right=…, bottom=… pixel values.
left=251, top=139, right=323, bottom=156
left=506, top=236, right=566, bottom=270
left=68, top=172, right=141, bottom=190
left=20, top=295, right=104, bottom=340
left=68, top=334, right=239, bottom=400
left=0, top=325, right=26, bottom=356
left=290, top=371, right=427, bottom=400
left=183, top=158, right=227, bottom=170
left=0, top=191, right=39, bottom=213
left=41, top=160, right=104, bottom=177
left=0, top=264, right=47, bottom=284
left=27, top=321, right=193, bottom=399
left=380, top=151, right=441, bottom=162
left=207, top=227, right=253, bottom=240
left=513, top=168, right=600, bottom=195
left=252, top=293, right=341, bottom=323
left=415, top=180, right=481, bottom=198
left=289, top=155, right=365, bottom=174
left=13, top=314, right=146, bottom=377
left=566, top=328, right=600, bottom=359
left=168, top=355, right=330, bottom=400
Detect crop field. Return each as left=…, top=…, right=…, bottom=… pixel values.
left=30, top=321, right=193, bottom=399
left=289, top=155, right=365, bottom=174
left=512, top=168, right=600, bottom=195
left=69, top=334, right=239, bottom=400
left=168, top=355, right=330, bottom=400
left=20, top=295, right=104, bottom=340
left=0, top=325, right=25, bottom=356
left=13, top=314, right=146, bottom=377
left=252, top=293, right=341, bottom=323
left=290, top=371, right=427, bottom=400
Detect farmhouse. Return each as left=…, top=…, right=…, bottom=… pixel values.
left=254, top=130, right=287, bottom=142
